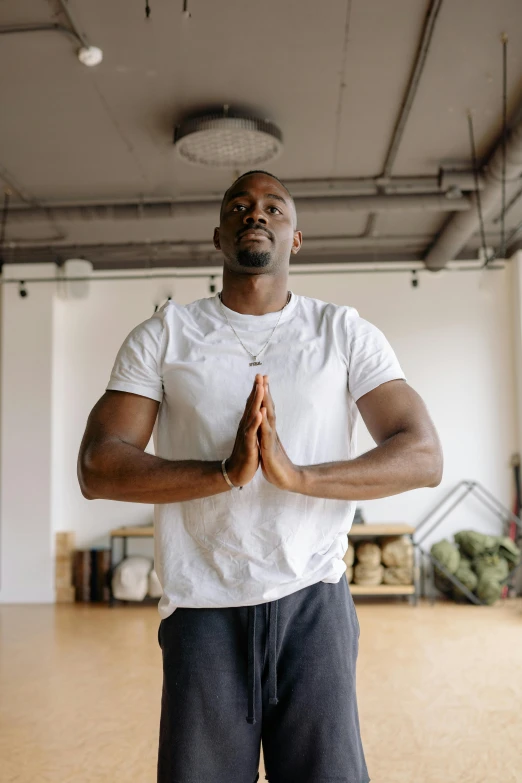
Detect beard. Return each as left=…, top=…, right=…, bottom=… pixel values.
left=235, top=248, right=271, bottom=267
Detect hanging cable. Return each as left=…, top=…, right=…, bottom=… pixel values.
left=467, top=111, right=493, bottom=268
left=0, top=190, right=11, bottom=273
left=499, top=33, right=508, bottom=260
left=503, top=215, right=522, bottom=247
left=57, top=0, right=91, bottom=48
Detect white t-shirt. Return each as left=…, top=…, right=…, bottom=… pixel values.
left=106, top=291, right=406, bottom=619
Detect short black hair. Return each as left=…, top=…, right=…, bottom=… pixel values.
left=219, top=169, right=295, bottom=222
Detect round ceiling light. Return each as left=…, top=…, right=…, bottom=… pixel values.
left=77, top=46, right=103, bottom=67
left=174, top=108, right=283, bottom=167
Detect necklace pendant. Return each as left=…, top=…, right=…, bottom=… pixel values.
left=249, top=360, right=262, bottom=366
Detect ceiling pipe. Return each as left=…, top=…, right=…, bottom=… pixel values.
left=195, top=173, right=482, bottom=198
left=424, top=113, right=522, bottom=270
left=365, top=0, right=445, bottom=237
left=6, top=230, right=504, bottom=269
left=382, top=0, right=444, bottom=179
left=6, top=235, right=433, bottom=253
left=1, top=173, right=480, bottom=205
left=7, top=193, right=470, bottom=224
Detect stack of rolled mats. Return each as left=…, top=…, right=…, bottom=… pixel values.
left=430, top=531, right=521, bottom=605
left=344, top=542, right=355, bottom=583
left=344, top=536, right=414, bottom=585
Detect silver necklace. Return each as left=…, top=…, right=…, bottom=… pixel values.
left=218, top=290, right=291, bottom=366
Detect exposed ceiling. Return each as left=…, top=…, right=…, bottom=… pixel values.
left=1, top=0, right=522, bottom=270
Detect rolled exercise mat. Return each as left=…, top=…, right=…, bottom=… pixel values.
left=381, top=536, right=413, bottom=569
left=354, top=563, right=384, bottom=586
left=383, top=566, right=413, bottom=585
left=355, top=541, right=381, bottom=567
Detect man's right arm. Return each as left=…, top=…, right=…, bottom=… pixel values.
left=77, top=390, right=231, bottom=503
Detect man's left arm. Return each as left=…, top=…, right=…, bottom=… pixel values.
left=258, top=377, right=443, bottom=500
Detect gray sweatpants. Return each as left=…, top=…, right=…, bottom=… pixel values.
left=157, top=575, right=370, bottom=783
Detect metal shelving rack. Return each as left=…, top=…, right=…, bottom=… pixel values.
left=414, top=480, right=522, bottom=605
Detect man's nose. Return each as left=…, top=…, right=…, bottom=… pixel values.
left=243, top=207, right=267, bottom=225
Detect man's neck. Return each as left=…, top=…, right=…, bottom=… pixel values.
left=219, top=284, right=290, bottom=316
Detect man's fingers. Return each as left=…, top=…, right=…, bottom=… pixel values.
left=242, top=375, right=263, bottom=425
left=246, top=410, right=262, bottom=440
left=258, top=407, right=274, bottom=453
left=260, top=406, right=271, bottom=433
left=261, top=377, right=276, bottom=421
left=244, top=380, right=264, bottom=429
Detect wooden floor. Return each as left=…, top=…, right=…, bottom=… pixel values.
left=1, top=597, right=521, bottom=783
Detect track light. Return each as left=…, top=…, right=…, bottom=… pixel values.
left=411, top=271, right=419, bottom=289
left=19, top=280, right=28, bottom=298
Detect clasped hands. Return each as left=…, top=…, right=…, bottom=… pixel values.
left=227, top=373, right=301, bottom=492
left=257, top=373, right=300, bottom=491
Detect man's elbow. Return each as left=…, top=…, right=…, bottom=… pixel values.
left=78, top=467, right=98, bottom=500
left=77, top=452, right=103, bottom=500
left=425, top=441, right=443, bottom=488
left=79, top=481, right=97, bottom=500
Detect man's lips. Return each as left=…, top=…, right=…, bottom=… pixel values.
left=237, top=229, right=272, bottom=241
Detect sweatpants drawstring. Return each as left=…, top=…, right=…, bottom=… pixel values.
left=246, top=600, right=279, bottom=724
left=246, top=605, right=257, bottom=724
left=268, top=600, right=279, bottom=705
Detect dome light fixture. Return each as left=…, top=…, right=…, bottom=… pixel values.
left=174, top=106, right=283, bottom=167
left=77, top=45, right=103, bottom=67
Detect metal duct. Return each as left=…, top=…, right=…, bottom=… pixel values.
left=424, top=117, right=522, bottom=270
left=7, top=193, right=470, bottom=224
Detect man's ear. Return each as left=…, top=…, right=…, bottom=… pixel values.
left=213, top=227, right=221, bottom=250
left=291, top=231, right=303, bottom=255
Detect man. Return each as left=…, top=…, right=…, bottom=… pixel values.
left=78, top=170, right=443, bottom=783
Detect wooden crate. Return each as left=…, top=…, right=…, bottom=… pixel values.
left=55, top=532, right=75, bottom=601
left=55, top=585, right=75, bottom=603
left=55, top=532, right=76, bottom=558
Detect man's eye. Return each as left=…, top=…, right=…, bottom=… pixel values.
left=268, top=207, right=281, bottom=214
left=232, top=204, right=246, bottom=211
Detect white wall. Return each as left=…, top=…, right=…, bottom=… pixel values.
left=0, top=264, right=55, bottom=603
left=1, top=259, right=520, bottom=601
left=512, top=251, right=522, bottom=467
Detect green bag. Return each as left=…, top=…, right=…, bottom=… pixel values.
left=473, top=554, right=509, bottom=582
left=497, top=536, right=521, bottom=567
left=431, top=540, right=460, bottom=574
left=476, top=572, right=502, bottom=605
left=454, top=531, right=498, bottom=558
